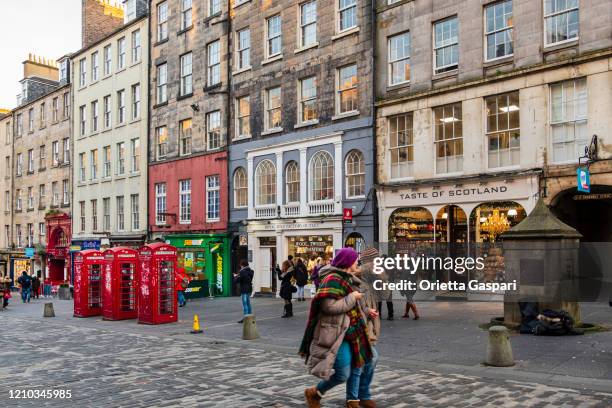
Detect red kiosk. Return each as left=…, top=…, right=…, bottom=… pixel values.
left=73, top=250, right=104, bottom=317
left=138, top=243, right=178, bottom=324
left=102, top=247, right=139, bottom=320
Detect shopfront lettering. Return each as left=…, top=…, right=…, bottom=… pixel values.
left=399, top=185, right=509, bottom=201
left=263, top=223, right=321, bottom=231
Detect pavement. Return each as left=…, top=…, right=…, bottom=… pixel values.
left=1, top=295, right=612, bottom=407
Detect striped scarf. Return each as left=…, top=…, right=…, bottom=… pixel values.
left=299, top=269, right=372, bottom=368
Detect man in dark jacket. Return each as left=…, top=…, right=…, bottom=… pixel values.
left=234, top=260, right=254, bottom=323
left=295, top=258, right=308, bottom=301
left=17, top=271, right=32, bottom=303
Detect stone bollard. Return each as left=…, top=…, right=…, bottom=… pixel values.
left=485, top=325, right=514, bottom=367
left=242, top=314, right=260, bottom=340
left=43, top=303, right=55, bottom=318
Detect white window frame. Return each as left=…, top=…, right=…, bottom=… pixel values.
left=266, top=14, right=282, bottom=59
left=209, top=0, right=221, bottom=16
left=434, top=103, right=463, bottom=174
left=336, top=64, right=358, bottom=115
left=345, top=150, right=365, bottom=198
left=91, top=51, right=99, bottom=82
left=388, top=113, right=414, bottom=180
left=207, top=111, right=222, bottom=150
left=180, top=52, right=193, bottom=96
left=309, top=150, right=334, bottom=202
left=179, top=179, right=192, bottom=224
left=388, top=32, right=411, bottom=86
left=265, top=86, right=282, bottom=131
left=236, top=29, right=251, bottom=70
left=131, top=194, right=139, bottom=230
left=544, top=0, right=579, bottom=47
left=298, top=76, right=317, bottom=123
left=337, top=0, right=358, bottom=33
left=91, top=100, right=99, bottom=132
left=103, top=198, right=111, bottom=231
left=206, top=175, right=220, bottom=222
left=117, top=89, right=126, bottom=124
left=132, top=83, right=141, bottom=120
left=62, top=179, right=70, bottom=205
left=116, top=196, right=125, bottom=231
left=104, top=45, right=112, bottom=76
left=132, top=29, right=141, bottom=63
left=207, top=40, right=221, bottom=86
left=485, top=92, right=520, bottom=169
left=103, top=145, right=112, bottom=178
left=79, top=105, right=87, bottom=136
left=117, top=142, right=126, bottom=175
left=156, top=126, right=168, bottom=159
left=285, top=161, right=300, bottom=203
left=179, top=118, right=192, bottom=156
left=433, top=17, right=459, bottom=75
left=236, top=96, right=251, bottom=139
left=117, top=37, right=126, bottom=70
left=299, top=1, right=317, bottom=48
left=131, top=138, right=140, bottom=172
left=181, top=0, right=193, bottom=30
left=155, top=183, right=167, bottom=225
left=233, top=167, right=247, bottom=208
left=158, top=1, right=169, bottom=42
left=484, top=0, right=514, bottom=62
left=79, top=58, right=87, bottom=87
left=550, top=78, right=588, bottom=164
left=157, top=63, right=168, bottom=104
left=255, top=160, right=277, bottom=206
left=104, top=95, right=112, bottom=128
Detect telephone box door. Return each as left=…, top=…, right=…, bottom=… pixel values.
left=138, top=243, right=178, bottom=324
left=73, top=250, right=104, bottom=317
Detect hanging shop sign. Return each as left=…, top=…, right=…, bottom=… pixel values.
left=576, top=167, right=590, bottom=193
left=343, top=208, right=353, bottom=224
left=25, top=247, right=35, bottom=258
left=573, top=193, right=612, bottom=201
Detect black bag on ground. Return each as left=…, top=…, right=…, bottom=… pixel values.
left=533, top=309, right=584, bottom=336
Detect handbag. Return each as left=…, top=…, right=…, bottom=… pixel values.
left=291, top=285, right=298, bottom=293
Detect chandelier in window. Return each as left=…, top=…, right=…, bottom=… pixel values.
left=480, top=209, right=510, bottom=241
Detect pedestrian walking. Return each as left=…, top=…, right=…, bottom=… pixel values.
left=295, top=258, right=308, bottom=301
left=372, top=255, right=394, bottom=320
left=17, top=271, right=32, bottom=303
left=175, top=268, right=189, bottom=307
left=278, top=260, right=295, bottom=318
left=310, top=257, right=325, bottom=290
left=31, top=274, right=41, bottom=299
left=234, top=260, right=254, bottom=323
left=300, top=247, right=378, bottom=408
left=1, top=276, right=11, bottom=309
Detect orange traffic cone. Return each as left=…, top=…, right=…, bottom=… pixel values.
left=190, top=314, right=203, bottom=334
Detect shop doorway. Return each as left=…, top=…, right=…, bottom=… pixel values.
left=436, top=205, right=467, bottom=243
left=551, top=185, right=612, bottom=242
left=48, top=259, right=65, bottom=282
left=345, top=233, right=366, bottom=254
left=258, top=237, right=277, bottom=294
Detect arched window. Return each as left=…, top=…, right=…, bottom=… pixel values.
left=233, top=167, right=247, bottom=208
left=310, top=151, right=334, bottom=201
left=255, top=160, right=276, bottom=206
left=285, top=161, right=299, bottom=203
left=345, top=150, right=365, bottom=198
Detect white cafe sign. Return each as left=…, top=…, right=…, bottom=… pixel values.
left=263, top=223, right=321, bottom=231
left=386, top=177, right=537, bottom=207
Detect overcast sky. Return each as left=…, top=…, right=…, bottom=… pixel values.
left=0, top=0, right=81, bottom=109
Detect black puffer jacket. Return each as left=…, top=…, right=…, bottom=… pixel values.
left=278, top=267, right=295, bottom=300
left=234, top=267, right=254, bottom=294
left=294, top=262, right=308, bottom=286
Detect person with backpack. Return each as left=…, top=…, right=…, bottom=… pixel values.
left=295, top=258, right=308, bottom=301
left=234, top=260, right=254, bottom=323
left=17, top=271, right=32, bottom=303
left=31, top=274, right=41, bottom=299
left=175, top=268, right=190, bottom=308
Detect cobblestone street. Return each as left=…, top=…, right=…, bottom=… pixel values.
left=2, top=298, right=612, bottom=407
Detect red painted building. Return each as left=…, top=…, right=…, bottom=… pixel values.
left=148, top=152, right=229, bottom=235
left=46, top=212, right=71, bottom=283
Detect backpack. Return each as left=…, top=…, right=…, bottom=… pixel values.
left=533, top=310, right=583, bottom=336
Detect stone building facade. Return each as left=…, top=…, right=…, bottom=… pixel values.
left=82, top=0, right=125, bottom=49
left=11, top=56, right=73, bottom=282
left=0, top=112, right=13, bottom=278
left=374, top=0, right=612, bottom=246
left=147, top=0, right=233, bottom=296
left=71, top=15, right=149, bottom=250
left=228, top=0, right=376, bottom=293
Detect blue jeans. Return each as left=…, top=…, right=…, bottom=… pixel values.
left=241, top=293, right=252, bottom=315
left=177, top=290, right=186, bottom=306
left=297, top=286, right=305, bottom=299
left=347, top=347, right=378, bottom=400
left=21, top=288, right=31, bottom=303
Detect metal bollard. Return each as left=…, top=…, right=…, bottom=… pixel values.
left=485, top=325, right=514, bottom=367
left=43, top=303, right=55, bottom=318
left=242, top=314, right=260, bottom=340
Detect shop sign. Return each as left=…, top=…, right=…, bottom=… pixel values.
left=576, top=167, right=590, bottom=193
left=25, top=248, right=35, bottom=258
left=573, top=193, right=612, bottom=201
left=184, top=239, right=203, bottom=246
left=259, top=237, right=277, bottom=246
left=215, top=250, right=223, bottom=292
left=70, top=245, right=82, bottom=252
left=388, top=177, right=537, bottom=207
left=263, top=222, right=322, bottom=231
left=343, top=208, right=353, bottom=224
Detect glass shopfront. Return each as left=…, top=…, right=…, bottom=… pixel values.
left=287, top=235, right=334, bottom=261
left=470, top=201, right=526, bottom=242
left=389, top=207, right=435, bottom=243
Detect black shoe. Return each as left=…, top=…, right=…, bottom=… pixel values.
left=237, top=319, right=244, bottom=324
left=388, top=316, right=394, bottom=321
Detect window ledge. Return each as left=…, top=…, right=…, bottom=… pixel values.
left=332, top=27, right=360, bottom=41
left=261, top=127, right=283, bottom=136
left=204, top=82, right=223, bottom=92
left=101, top=177, right=111, bottom=183
left=115, top=123, right=127, bottom=129
left=177, top=25, right=194, bottom=36
left=129, top=118, right=141, bottom=124
left=483, top=55, right=514, bottom=67
left=177, top=92, right=194, bottom=101
left=203, top=12, right=222, bottom=23
left=294, top=42, right=319, bottom=54
left=433, top=171, right=463, bottom=178
left=232, top=66, right=252, bottom=76
left=129, top=60, right=142, bottom=68
left=89, top=180, right=100, bottom=185
left=129, top=171, right=140, bottom=178
left=153, top=101, right=169, bottom=109
left=331, top=111, right=360, bottom=121
left=262, top=54, right=283, bottom=65
left=115, top=67, right=127, bottom=74
left=154, top=38, right=169, bottom=47
left=544, top=38, right=579, bottom=53
left=487, top=164, right=521, bottom=172
left=233, top=0, right=251, bottom=9
left=294, top=119, right=319, bottom=129
left=432, top=70, right=458, bottom=81
left=233, top=135, right=252, bottom=141
left=102, top=127, right=112, bottom=133
left=387, top=81, right=410, bottom=91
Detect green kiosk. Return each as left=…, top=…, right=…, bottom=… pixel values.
left=164, top=234, right=232, bottom=298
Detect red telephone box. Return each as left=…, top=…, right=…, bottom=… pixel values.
left=73, top=249, right=104, bottom=317
left=102, top=247, right=139, bottom=320
left=138, top=243, right=178, bottom=324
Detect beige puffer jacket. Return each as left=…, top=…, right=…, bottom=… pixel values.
left=306, top=266, right=373, bottom=380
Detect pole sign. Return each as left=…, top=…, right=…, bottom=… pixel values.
left=343, top=208, right=353, bottom=224
left=25, top=247, right=35, bottom=258
left=577, top=167, right=590, bottom=193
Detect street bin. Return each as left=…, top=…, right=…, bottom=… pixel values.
left=138, top=243, right=178, bottom=325
left=73, top=249, right=104, bottom=318
left=102, top=247, right=139, bottom=321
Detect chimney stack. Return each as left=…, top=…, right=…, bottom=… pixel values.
left=82, top=0, right=125, bottom=49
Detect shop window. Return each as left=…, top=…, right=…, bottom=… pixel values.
left=288, top=235, right=334, bottom=261
left=434, top=103, right=463, bottom=173
left=389, top=207, right=434, bottom=243
left=345, top=150, right=365, bottom=198
left=233, top=167, right=247, bottom=208
left=285, top=161, right=300, bottom=203
left=486, top=92, right=520, bottom=168
left=310, top=151, right=334, bottom=201
left=436, top=206, right=467, bottom=243
left=255, top=160, right=276, bottom=206
left=178, top=250, right=206, bottom=280
left=345, top=233, right=365, bottom=255
left=470, top=201, right=526, bottom=243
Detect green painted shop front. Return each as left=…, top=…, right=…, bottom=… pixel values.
left=164, top=234, right=232, bottom=298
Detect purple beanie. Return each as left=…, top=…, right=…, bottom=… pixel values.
left=331, top=248, right=359, bottom=269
